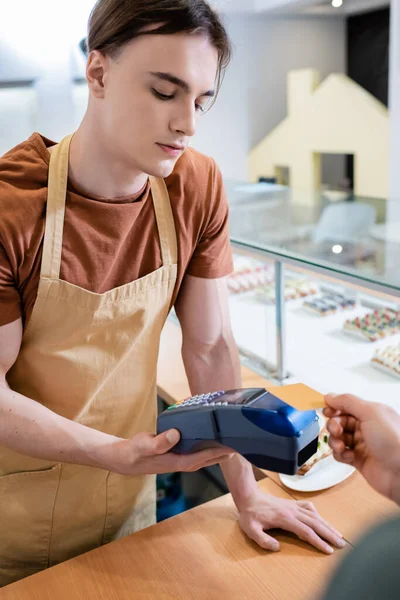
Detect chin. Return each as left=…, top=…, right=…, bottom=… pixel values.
left=145, top=160, right=177, bottom=179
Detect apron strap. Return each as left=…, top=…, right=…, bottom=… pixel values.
left=149, top=176, right=178, bottom=266
left=41, top=134, right=73, bottom=280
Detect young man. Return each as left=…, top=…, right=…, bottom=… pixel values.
left=0, top=0, right=344, bottom=586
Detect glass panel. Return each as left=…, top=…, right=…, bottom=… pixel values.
left=227, top=182, right=400, bottom=295
left=226, top=250, right=278, bottom=376
left=227, top=244, right=400, bottom=408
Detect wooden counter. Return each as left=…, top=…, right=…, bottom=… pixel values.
left=1, top=472, right=397, bottom=600
left=265, top=470, right=398, bottom=545
left=1, top=320, right=398, bottom=599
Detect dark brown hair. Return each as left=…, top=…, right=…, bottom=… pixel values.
left=86, top=0, right=232, bottom=98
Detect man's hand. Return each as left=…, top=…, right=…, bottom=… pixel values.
left=236, top=489, right=346, bottom=554
left=111, top=429, right=235, bottom=476
left=324, top=393, right=400, bottom=505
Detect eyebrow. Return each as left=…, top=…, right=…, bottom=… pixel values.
left=149, top=71, right=215, bottom=98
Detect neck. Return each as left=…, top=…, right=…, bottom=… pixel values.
left=68, top=116, right=148, bottom=200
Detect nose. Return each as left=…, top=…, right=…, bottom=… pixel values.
left=170, top=102, right=197, bottom=138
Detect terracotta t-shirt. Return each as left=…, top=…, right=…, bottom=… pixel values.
left=0, top=134, right=233, bottom=328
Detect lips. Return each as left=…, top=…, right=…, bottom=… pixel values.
left=159, top=143, right=185, bottom=151
left=156, top=143, right=185, bottom=157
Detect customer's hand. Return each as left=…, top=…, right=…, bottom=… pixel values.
left=324, top=394, right=400, bottom=505
left=110, top=429, right=235, bottom=476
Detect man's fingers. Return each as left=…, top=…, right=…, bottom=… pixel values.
left=186, top=453, right=235, bottom=472
left=246, top=524, right=280, bottom=552
left=329, top=437, right=345, bottom=453
left=286, top=520, right=334, bottom=554
left=179, top=448, right=235, bottom=471
left=341, top=449, right=356, bottom=463
left=343, top=432, right=356, bottom=448
left=324, top=393, right=369, bottom=421
left=328, top=426, right=355, bottom=449
left=329, top=430, right=356, bottom=451
left=297, top=500, right=318, bottom=514
left=152, top=429, right=181, bottom=454
left=327, top=415, right=358, bottom=437
left=329, top=436, right=357, bottom=454
left=332, top=449, right=356, bottom=464
left=326, top=418, right=343, bottom=437
left=298, top=507, right=343, bottom=539
left=299, top=514, right=346, bottom=549
left=323, top=407, right=341, bottom=418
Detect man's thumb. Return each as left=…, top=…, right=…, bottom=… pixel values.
left=325, top=393, right=368, bottom=419
left=153, top=429, right=181, bottom=454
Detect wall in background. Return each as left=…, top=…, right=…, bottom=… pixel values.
left=0, top=86, right=37, bottom=155
left=191, top=15, right=346, bottom=180
left=0, top=6, right=346, bottom=181
left=0, top=0, right=91, bottom=152
left=248, top=69, right=389, bottom=200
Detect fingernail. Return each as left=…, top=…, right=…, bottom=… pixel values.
left=326, top=546, right=334, bottom=554
left=337, top=538, right=347, bottom=548
left=272, top=545, right=280, bottom=552
left=166, top=430, right=180, bottom=444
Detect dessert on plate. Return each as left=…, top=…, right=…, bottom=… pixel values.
left=298, top=416, right=332, bottom=476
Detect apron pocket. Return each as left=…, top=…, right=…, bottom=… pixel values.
left=0, top=463, right=62, bottom=576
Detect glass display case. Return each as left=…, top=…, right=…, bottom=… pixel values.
left=226, top=182, right=400, bottom=408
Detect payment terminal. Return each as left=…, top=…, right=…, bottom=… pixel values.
left=157, top=388, right=320, bottom=475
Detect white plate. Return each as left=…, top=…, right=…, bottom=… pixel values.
left=279, top=455, right=355, bottom=492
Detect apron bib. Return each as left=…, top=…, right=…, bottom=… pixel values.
left=1, top=134, right=178, bottom=586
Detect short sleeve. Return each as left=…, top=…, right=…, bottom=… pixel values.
left=0, top=236, right=22, bottom=326
left=186, top=159, right=233, bottom=279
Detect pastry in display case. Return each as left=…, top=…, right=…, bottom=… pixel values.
left=228, top=256, right=319, bottom=301
left=371, top=345, right=400, bottom=379
left=303, top=293, right=356, bottom=316
left=258, top=279, right=318, bottom=304
left=343, top=309, right=400, bottom=342
left=227, top=257, right=273, bottom=294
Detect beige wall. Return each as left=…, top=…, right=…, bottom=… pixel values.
left=249, top=69, right=389, bottom=204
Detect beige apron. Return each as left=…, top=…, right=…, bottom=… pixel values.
left=1, top=134, right=178, bottom=587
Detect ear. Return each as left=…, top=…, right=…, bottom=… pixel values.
left=86, top=50, right=108, bottom=99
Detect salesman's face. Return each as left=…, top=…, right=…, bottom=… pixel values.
left=86, top=31, right=218, bottom=178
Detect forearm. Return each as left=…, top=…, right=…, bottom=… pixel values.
left=0, top=381, right=123, bottom=470
left=182, top=334, right=259, bottom=507
left=182, top=327, right=241, bottom=393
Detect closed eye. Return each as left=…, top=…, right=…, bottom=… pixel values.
left=152, top=89, right=174, bottom=101
left=152, top=89, right=205, bottom=113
